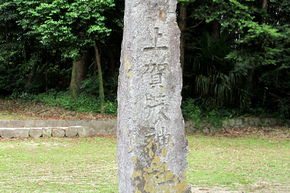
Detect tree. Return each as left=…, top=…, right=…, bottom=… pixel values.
left=15, top=0, right=114, bottom=110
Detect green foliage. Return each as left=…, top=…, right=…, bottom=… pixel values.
left=191, top=31, right=250, bottom=108
left=8, top=89, right=118, bottom=115
left=14, top=0, right=115, bottom=59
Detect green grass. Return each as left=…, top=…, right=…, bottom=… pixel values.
left=187, top=135, right=290, bottom=192
left=0, top=135, right=289, bottom=192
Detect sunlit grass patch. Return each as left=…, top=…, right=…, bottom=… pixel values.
left=187, top=135, right=290, bottom=191
left=0, top=137, right=118, bottom=193
left=0, top=135, right=289, bottom=192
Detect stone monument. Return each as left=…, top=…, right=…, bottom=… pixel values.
left=117, top=0, right=190, bottom=192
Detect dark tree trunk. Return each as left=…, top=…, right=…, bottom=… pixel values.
left=94, top=44, right=105, bottom=113
left=25, top=64, right=38, bottom=89
left=69, top=53, right=89, bottom=98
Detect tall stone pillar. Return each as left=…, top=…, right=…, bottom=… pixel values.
left=117, top=0, right=190, bottom=192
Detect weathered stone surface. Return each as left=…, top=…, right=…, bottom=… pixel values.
left=51, top=128, right=65, bottom=137
left=234, top=119, right=243, bottom=127
left=46, top=120, right=58, bottom=127
left=29, top=128, right=43, bottom=138
left=248, top=118, right=260, bottom=126
left=65, top=127, right=78, bottom=137
left=34, top=120, right=46, bottom=127
left=77, top=127, right=90, bottom=137
left=10, top=120, right=24, bottom=128
left=43, top=128, right=52, bottom=137
left=14, top=129, right=29, bottom=138
left=117, top=0, right=190, bottom=192
left=0, top=129, right=14, bottom=139
left=57, top=120, right=70, bottom=127
left=82, top=120, right=92, bottom=128
left=91, top=120, right=108, bottom=135
left=24, top=120, right=35, bottom=128
left=228, top=119, right=235, bottom=127
left=222, top=120, right=229, bottom=128
left=0, top=120, right=10, bottom=127
left=106, top=120, right=117, bottom=135
left=70, top=120, right=82, bottom=126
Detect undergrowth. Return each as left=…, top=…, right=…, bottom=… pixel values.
left=182, top=97, right=290, bottom=127
left=6, top=89, right=118, bottom=115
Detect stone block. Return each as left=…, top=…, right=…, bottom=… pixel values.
left=34, top=120, right=46, bottom=127
left=105, top=120, right=117, bottom=135
left=70, top=120, right=82, bottom=126
left=0, top=120, right=10, bottom=127
left=91, top=120, right=105, bottom=135
left=51, top=128, right=65, bottom=137
left=14, top=129, right=29, bottom=138
left=57, top=120, right=70, bottom=127
left=42, top=128, right=52, bottom=137
left=243, top=118, right=250, bottom=127
left=228, top=119, right=235, bottom=127
left=29, top=128, right=43, bottom=138
left=82, top=120, right=92, bottom=129
left=268, top=118, right=277, bottom=126
left=202, top=127, right=209, bottom=133
left=234, top=119, right=243, bottom=127
left=222, top=120, right=229, bottom=128
left=65, top=127, right=78, bottom=137
left=77, top=127, right=90, bottom=137
left=24, top=120, right=35, bottom=128
left=0, top=129, right=13, bottom=139
left=248, top=118, right=260, bottom=126
left=46, top=120, right=58, bottom=127
left=208, top=124, right=216, bottom=132
left=10, top=120, right=24, bottom=128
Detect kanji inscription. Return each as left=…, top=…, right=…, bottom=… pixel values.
left=117, top=0, right=191, bottom=192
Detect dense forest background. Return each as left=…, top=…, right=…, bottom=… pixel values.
left=0, top=0, right=289, bottom=120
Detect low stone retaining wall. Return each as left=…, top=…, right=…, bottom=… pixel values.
left=0, top=117, right=289, bottom=139
left=185, top=117, right=290, bottom=133
left=0, top=119, right=117, bottom=139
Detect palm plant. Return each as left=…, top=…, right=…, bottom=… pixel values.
left=193, top=31, right=250, bottom=108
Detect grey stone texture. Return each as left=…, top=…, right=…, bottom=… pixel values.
left=0, top=120, right=9, bottom=127
left=46, top=120, right=58, bottom=127
left=29, top=128, right=43, bottom=138
left=43, top=128, right=52, bottom=137
left=77, top=127, right=90, bottom=137
left=13, top=129, right=29, bottom=138
left=65, top=127, right=78, bottom=137
left=51, top=128, right=65, bottom=137
left=0, top=118, right=288, bottom=140
left=24, top=120, right=35, bottom=127
left=117, top=0, right=190, bottom=192
left=34, top=120, right=46, bottom=127
left=0, top=129, right=14, bottom=139
left=10, top=120, right=24, bottom=127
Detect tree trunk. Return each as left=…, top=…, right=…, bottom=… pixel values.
left=178, top=3, right=187, bottom=72
left=94, top=44, right=105, bottom=113
left=25, top=64, right=38, bottom=89
left=69, top=53, right=89, bottom=98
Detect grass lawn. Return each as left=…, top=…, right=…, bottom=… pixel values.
left=0, top=134, right=289, bottom=192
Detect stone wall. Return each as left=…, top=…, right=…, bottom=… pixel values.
left=185, top=117, right=290, bottom=133
left=0, top=119, right=117, bottom=139
left=0, top=118, right=289, bottom=139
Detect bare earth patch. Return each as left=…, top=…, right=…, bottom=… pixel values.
left=0, top=99, right=116, bottom=120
